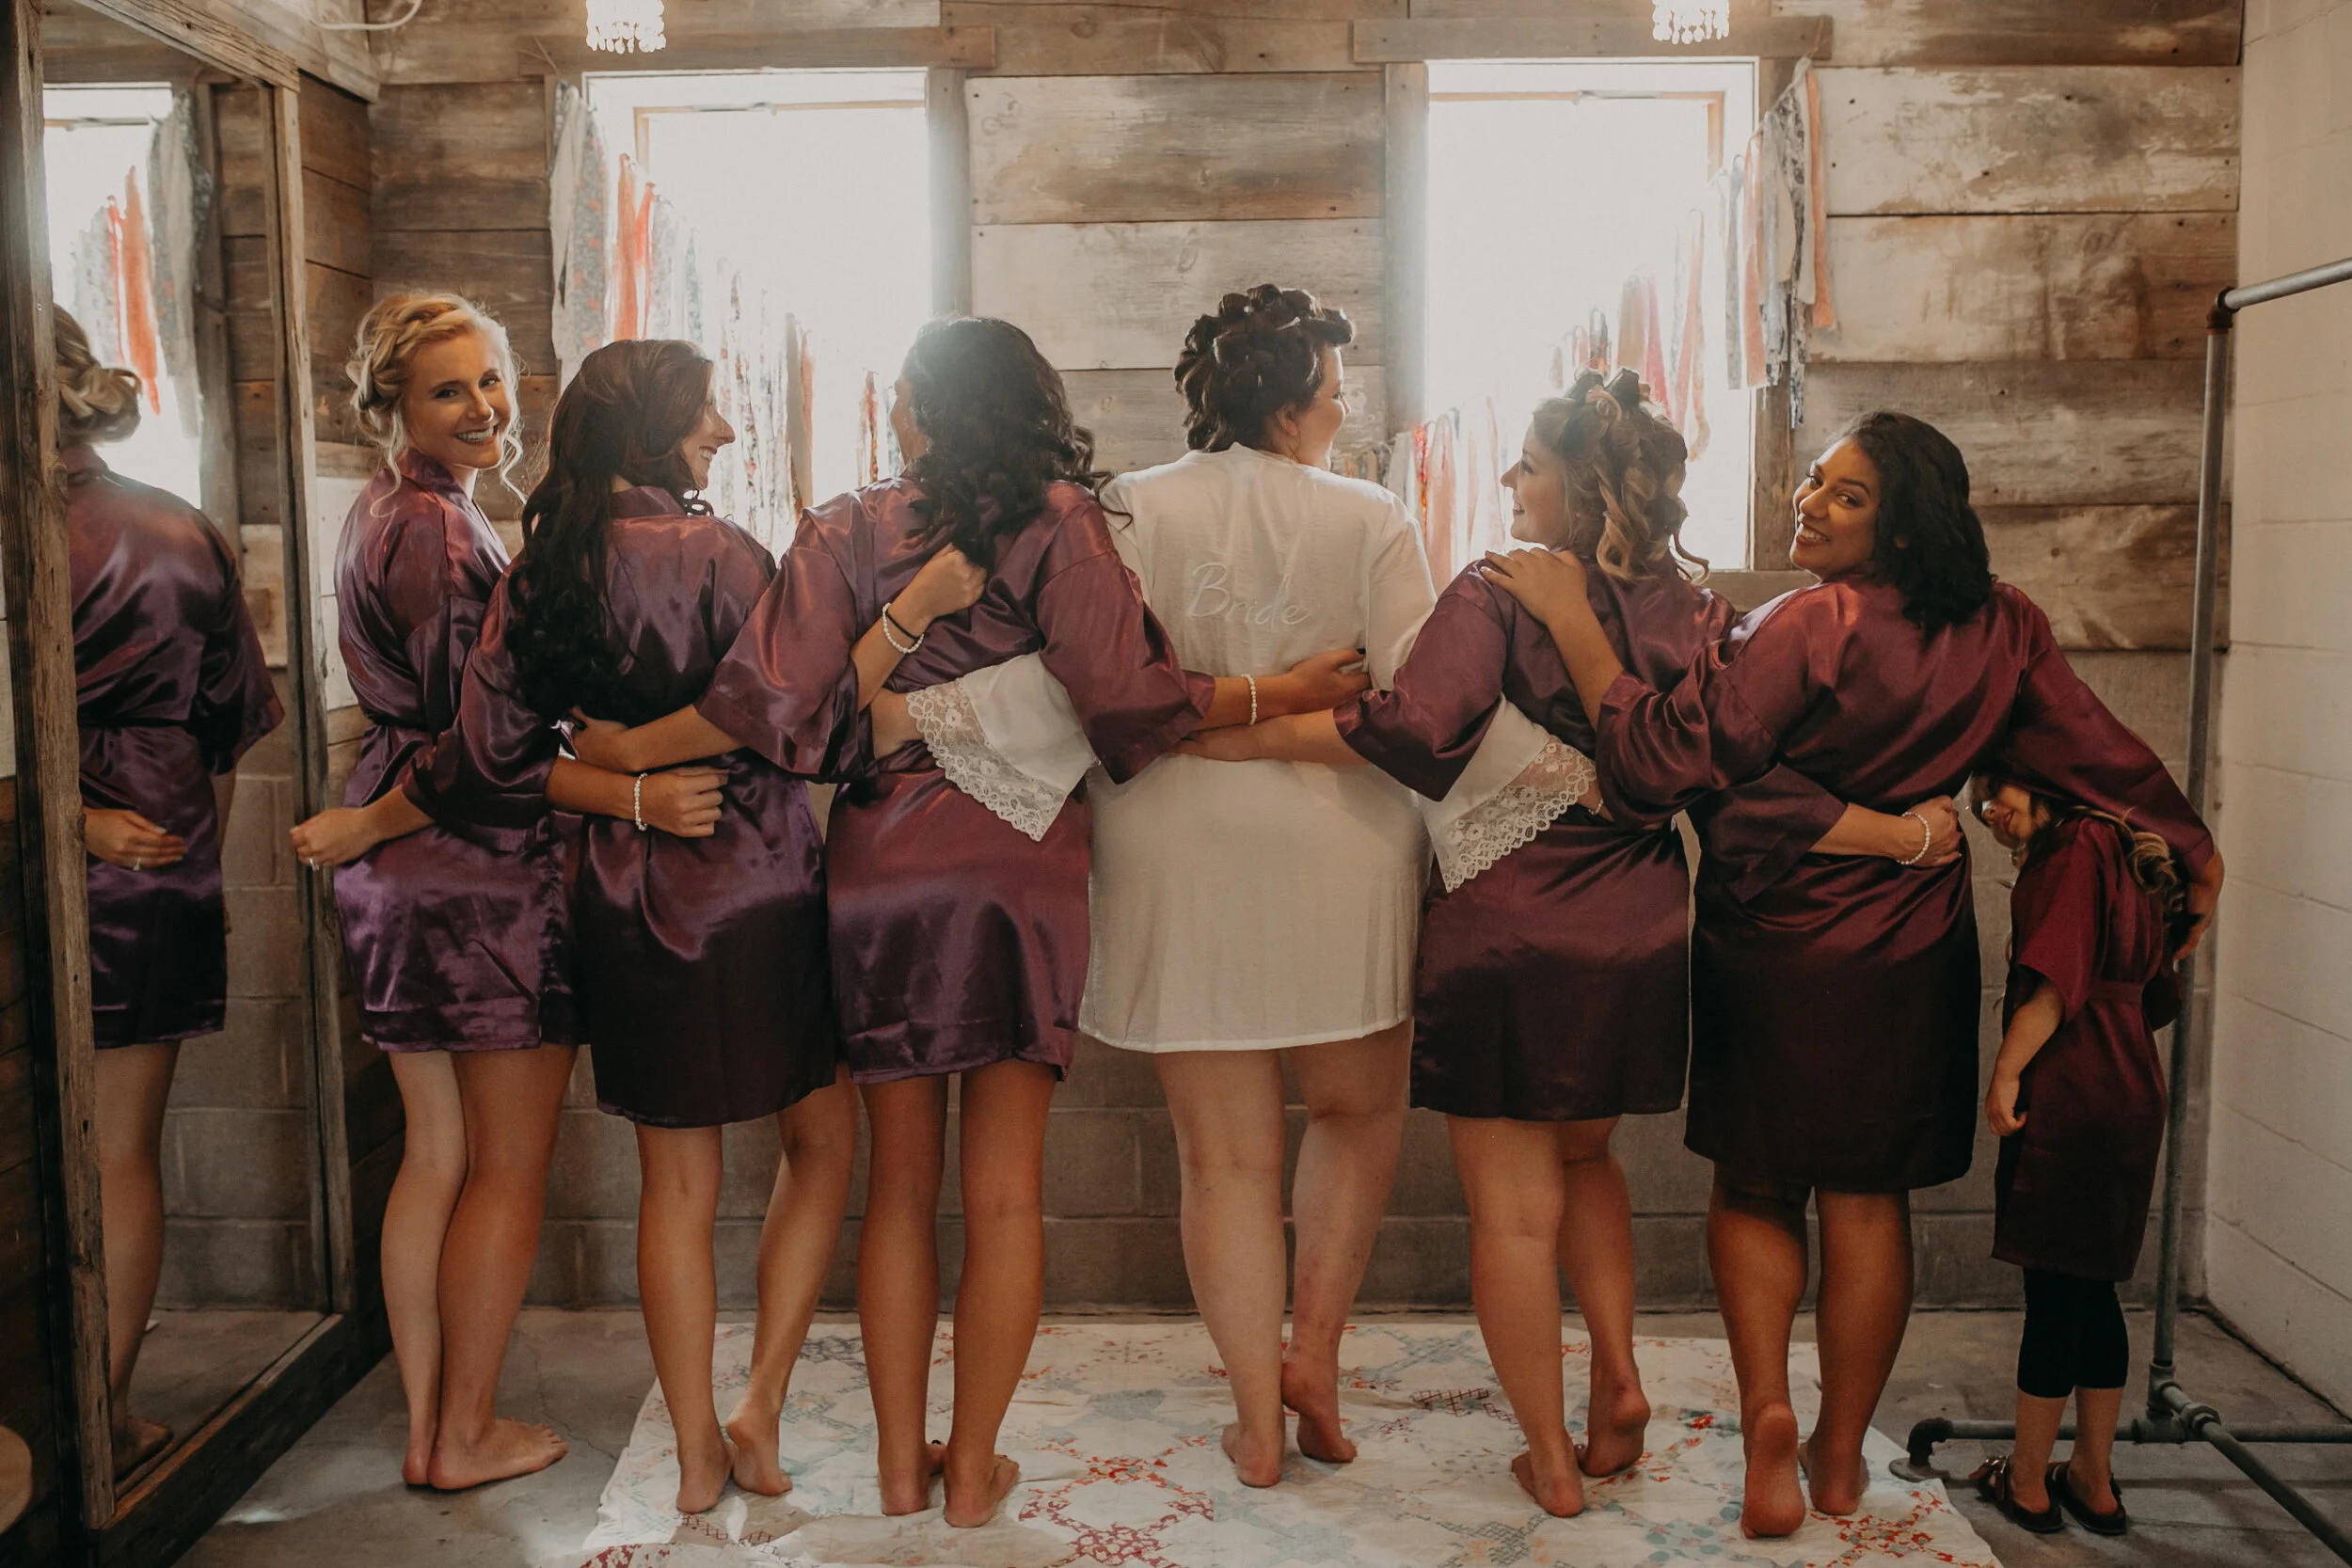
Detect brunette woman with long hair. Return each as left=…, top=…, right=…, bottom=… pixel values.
left=574, top=315, right=1359, bottom=1526
left=288, top=293, right=579, bottom=1488
left=1485, top=410, right=2220, bottom=1535
left=414, top=339, right=964, bottom=1513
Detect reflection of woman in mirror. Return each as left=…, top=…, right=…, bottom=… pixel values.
left=57, top=307, right=284, bottom=1477
left=289, top=294, right=574, bottom=1488
left=411, top=338, right=858, bottom=1515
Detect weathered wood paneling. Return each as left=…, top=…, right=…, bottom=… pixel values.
left=369, top=80, right=548, bottom=232
left=367, top=0, right=954, bottom=85
left=1981, top=504, right=2223, bottom=650
left=972, top=218, right=1382, bottom=370
left=1354, top=10, right=1833, bottom=61
left=1818, top=67, right=2239, bottom=215
left=295, top=74, right=370, bottom=188
left=371, top=229, right=556, bottom=371
left=1794, top=359, right=2205, bottom=506
left=947, top=3, right=1380, bottom=74
left=299, top=166, right=370, bottom=278
left=969, top=73, right=1382, bottom=224
left=1067, top=362, right=1388, bottom=473
left=1812, top=213, right=2235, bottom=362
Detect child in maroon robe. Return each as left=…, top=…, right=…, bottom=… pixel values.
left=1968, top=773, right=2187, bottom=1539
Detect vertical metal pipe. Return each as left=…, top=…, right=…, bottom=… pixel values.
left=2152, top=304, right=2235, bottom=1394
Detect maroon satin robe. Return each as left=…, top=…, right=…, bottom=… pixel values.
left=1339, top=555, right=1840, bottom=1122
left=416, top=487, right=835, bottom=1126
left=1598, top=573, right=2213, bottom=1191
left=1994, top=816, right=2175, bottom=1280
left=330, top=452, right=574, bottom=1052
left=68, top=445, right=282, bottom=1047
left=699, top=479, right=1212, bottom=1084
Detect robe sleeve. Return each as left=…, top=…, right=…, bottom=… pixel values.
left=1336, top=574, right=1508, bottom=800
left=1363, top=494, right=1438, bottom=690
left=403, top=581, right=559, bottom=830
left=693, top=498, right=870, bottom=781
left=191, top=521, right=284, bottom=774
left=1033, top=494, right=1214, bottom=784
left=906, top=653, right=1097, bottom=842
left=383, top=501, right=484, bottom=800
left=1597, top=586, right=1842, bottom=820
left=2010, top=828, right=2109, bottom=1024
left=1998, top=593, right=2216, bottom=875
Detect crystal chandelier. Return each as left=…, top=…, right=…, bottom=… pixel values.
left=586, top=0, right=667, bottom=54
left=1651, top=0, right=1730, bottom=44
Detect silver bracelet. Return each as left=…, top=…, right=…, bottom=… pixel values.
left=1245, top=673, right=1259, bottom=726
left=632, top=772, right=647, bottom=832
left=880, top=602, right=923, bottom=656
left=1899, top=809, right=1931, bottom=865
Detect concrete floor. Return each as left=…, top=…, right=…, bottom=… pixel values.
left=183, top=1307, right=2352, bottom=1568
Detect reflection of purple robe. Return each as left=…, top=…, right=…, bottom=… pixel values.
left=330, top=452, right=573, bottom=1052
left=415, top=487, right=834, bottom=1127
left=1598, top=574, right=2213, bottom=1191
left=68, top=445, right=282, bottom=1047
left=1340, top=555, right=1838, bottom=1122
left=700, top=479, right=1212, bottom=1084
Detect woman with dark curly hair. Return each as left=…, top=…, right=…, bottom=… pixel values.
left=576, top=315, right=1355, bottom=1525
left=413, top=338, right=937, bottom=1514
left=1484, top=410, right=2222, bottom=1537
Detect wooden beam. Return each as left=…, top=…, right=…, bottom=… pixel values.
left=377, top=21, right=993, bottom=86
left=72, top=0, right=297, bottom=87
left=946, top=3, right=1369, bottom=74
left=1381, top=60, right=1424, bottom=436
left=0, top=0, right=113, bottom=1528
left=928, top=67, right=971, bottom=317
left=1353, top=14, right=1833, bottom=63
left=1754, top=1, right=2242, bottom=69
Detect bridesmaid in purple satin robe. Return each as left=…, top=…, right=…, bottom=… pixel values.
left=1187, top=372, right=1944, bottom=1518
left=1484, top=411, right=2220, bottom=1537
left=55, top=309, right=282, bottom=1475
left=412, top=339, right=884, bottom=1515
left=575, top=319, right=1266, bottom=1528
left=287, top=294, right=574, bottom=1490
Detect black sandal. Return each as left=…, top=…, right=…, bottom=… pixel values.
left=1969, top=1454, right=2065, bottom=1535
left=2049, top=1462, right=2129, bottom=1536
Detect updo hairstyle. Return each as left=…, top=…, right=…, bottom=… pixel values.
left=1174, top=284, right=1353, bottom=453
left=1527, top=368, right=1700, bottom=581
left=346, top=292, right=525, bottom=488
left=52, top=309, right=144, bottom=447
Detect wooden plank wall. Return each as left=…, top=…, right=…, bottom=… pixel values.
left=357, top=0, right=2242, bottom=1310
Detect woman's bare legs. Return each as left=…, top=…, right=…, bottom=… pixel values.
left=940, top=1060, right=1056, bottom=1527
left=636, top=1124, right=730, bottom=1513
left=1708, top=1170, right=1811, bottom=1538
left=381, top=1053, right=467, bottom=1483
left=728, top=1069, right=859, bottom=1497
left=1283, top=1025, right=1410, bottom=1465
left=1804, top=1189, right=1912, bottom=1515
left=1449, top=1115, right=1581, bottom=1516
left=859, top=1074, right=948, bottom=1516
left=1156, top=1050, right=1291, bottom=1487
left=1555, top=1118, right=1649, bottom=1476
left=94, top=1040, right=183, bottom=1477
left=424, top=1044, right=574, bottom=1490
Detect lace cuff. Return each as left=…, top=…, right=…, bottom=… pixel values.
left=1432, top=736, right=1597, bottom=893
left=905, top=681, right=1070, bottom=842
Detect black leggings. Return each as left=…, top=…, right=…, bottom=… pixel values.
left=2018, top=1269, right=2129, bottom=1399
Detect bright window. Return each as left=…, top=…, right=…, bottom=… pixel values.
left=1425, top=60, right=1755, bottom=568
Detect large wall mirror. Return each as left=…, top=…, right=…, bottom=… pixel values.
left=3, top=3, right=387, bottom=1559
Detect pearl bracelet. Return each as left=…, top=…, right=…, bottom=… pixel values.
left=632, top=772, right=647, bottom=832
left=881, top=603, right=924, bottom=656
left=1245, top=673, right=1259, bottom=727
left=1899, top=809, right=1931, bottom=865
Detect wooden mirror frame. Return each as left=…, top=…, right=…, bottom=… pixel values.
left=0, top=3, right=383, bottom=1561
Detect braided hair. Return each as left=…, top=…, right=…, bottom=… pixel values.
left=51, top=308, right=144, bottom=447
left=346, top=291, right=526, bottom=495
left=1174, top=284, right=1353, bottom=453
left=1526, top=368, right=1702, bottom=582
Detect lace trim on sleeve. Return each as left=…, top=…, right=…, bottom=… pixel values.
left=905, top=680, right=1071, bottom=843
left=1434, top=736, right=1598, bottom=893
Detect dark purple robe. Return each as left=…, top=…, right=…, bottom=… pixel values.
left=1994, top=816, right=2174, bottom=1280
left=1339, top=555, right=1839, bottom=1122
left=68, top=445, right=282, bottom=1047
left=329, top=452, right=574, bottom=1052
left=415, top=487, right=835, bottom=1127
left=1597, top=572, right=2213, bottom=1191
left=699, top=478, right=1212, bottom=1084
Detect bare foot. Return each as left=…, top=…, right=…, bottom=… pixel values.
left=877, top=1440, right=944, bottom=1516
left=942, top=1452, right=1021, bottom=1528
left=1800, top=1431, right=1870, bottom=1516
left=672, top=1433, right=732, bottom=1515
left=1579, top=1377, right=1652, bottom=1477
left=724, top=1397, right=791, bottom=1497
left=1739, top=1402, right=1806, bottom=1539
left=111, top=1417, right=172, bottom=1479
left=1512, top=1449, right=1586, bottom=1517
left=1279, top=1353, right=1357, bottom=1465
left=401, top=1418, right=435, bottom=1488
left=427, top=1418, right=568, bottom=1492
left=1222, top=1422, right=1283, bottom=1488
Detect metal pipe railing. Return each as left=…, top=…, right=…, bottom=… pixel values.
left=1902, top=257, right=2352, bottom=1564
